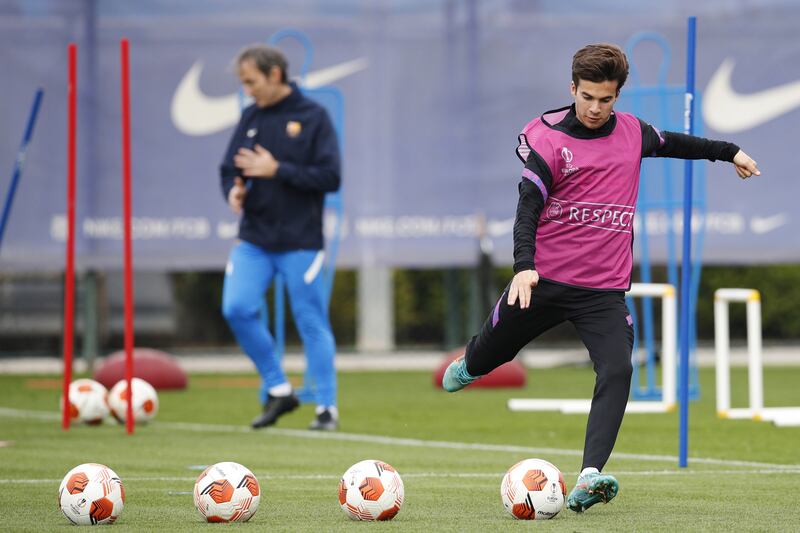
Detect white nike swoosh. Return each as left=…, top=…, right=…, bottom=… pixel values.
left=703, top=58, right=800, bottom=133
left=750, top=213, right=788, bottom=234
left=171, top=58, right=369, bottom=136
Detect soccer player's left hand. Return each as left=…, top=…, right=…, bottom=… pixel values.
left=234, top=144, right=280, bottom=178
left=733, top=150, right=760, bottom=179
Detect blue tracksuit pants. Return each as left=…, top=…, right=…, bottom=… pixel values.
left=222, top=240, right=336, bottom=407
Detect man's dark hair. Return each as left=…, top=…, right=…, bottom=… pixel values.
left=236, top=44, right=289, bottom=83
left=572, top=43, right=629, bottom=92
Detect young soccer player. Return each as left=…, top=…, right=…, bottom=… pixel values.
left=443, top=43, right=760, bottom=512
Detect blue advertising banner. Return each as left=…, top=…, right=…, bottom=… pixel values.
left=0, top=0, right=797, bottom=270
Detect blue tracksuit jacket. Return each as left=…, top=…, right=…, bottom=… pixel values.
left=220, top=82, right=341, bottom=251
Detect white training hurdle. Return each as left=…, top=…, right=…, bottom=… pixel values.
left=508, top=282, right=677, bottom=415
left=714, top=288, right=800, bottom=427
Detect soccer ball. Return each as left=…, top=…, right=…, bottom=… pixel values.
left=61, top=379, right=109, bottom=425
left=107, top=377, right=158, bottom=423
left=193, top=462, right=261, bottom=523
left=338, top=460, right=404, bottom=521
left=500, top=458, right=566, bottom=520
left=58, top=463, right=125, bottom=525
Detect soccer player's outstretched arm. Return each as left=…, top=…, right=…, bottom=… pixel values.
left=640, top=120, right=761, bottom=179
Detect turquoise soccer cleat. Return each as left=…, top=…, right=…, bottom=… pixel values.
left=566, top=471, right=619, bottom=513
left=441, top=356, right=478, bottom=392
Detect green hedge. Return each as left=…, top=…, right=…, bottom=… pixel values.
left=168, top=264, right=800, bottom=350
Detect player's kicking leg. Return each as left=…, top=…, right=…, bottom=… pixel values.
left=442, top=282, right=565, bottom=393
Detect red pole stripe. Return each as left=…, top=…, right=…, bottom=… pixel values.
left=120, top=37, right=135, bottom=435
left=62, top=43, right=77, bottom=431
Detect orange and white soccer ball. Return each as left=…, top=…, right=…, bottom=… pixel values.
left=58, top=463, right=125, bottom=525
left=193, top=462, right=261, bottom=523
left=107, top=377, right=158, bottom=423
left=500, top=458, right=566, bottom=520
left=338, top=460, right=404, bottom=521
left=61, top=379, right=109, bottom=425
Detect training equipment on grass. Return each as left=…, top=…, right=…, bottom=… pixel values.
left=500, top=458, right=566, bottom=520
left=338, top=459, right=404, bottom=521
left=628, top=283, right=678, bottom=412
left=620, top=31, right=704, bottom=406
left=0, top=88, right=43, bottom=252
left=714, top=288, right=800, bottom=427
left=615, top=18, right=701, bottom=468
left=61, top=379, right=109, bottom=425
left=678, top=13, right=698, bottom=470
left=93, top=348, right=188, bottom=390
left=62, top=42, right=78, bottom=431
left=119, top=37, right=136, bottom=434
left=508, top=282, right=677, bottom=415
left=193, top=462, right=261, bottom=523
left=61, top=37, right=138, bottom=434
left=58, top=463, right=125, bottom=525
left=107, top=377, right=158, bottom=424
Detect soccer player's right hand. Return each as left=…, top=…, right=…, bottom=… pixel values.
left=507, top=269, right=539, bottom=309
left=228, top=177, right=247, bottom=214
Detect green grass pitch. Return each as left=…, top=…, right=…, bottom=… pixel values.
left=1, top=365, right=799, bottom=531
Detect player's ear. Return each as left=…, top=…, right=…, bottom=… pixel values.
left=269, top=65, right=282, bottom=83
left=570, top=81, right=577, bottom=97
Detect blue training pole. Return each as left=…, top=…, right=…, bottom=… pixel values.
left=0, top=88, right=44, bottom=251
left=679, top=16, right=697, bottom=468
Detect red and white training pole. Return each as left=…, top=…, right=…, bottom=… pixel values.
left=62, top=42, right=77, bottom=431
left=120, top=37, right=135, bottom=434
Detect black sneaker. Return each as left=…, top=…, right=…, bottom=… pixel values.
left=309, top=409, right=338, bottom=431
left=251, top=394, right=300, bottom=429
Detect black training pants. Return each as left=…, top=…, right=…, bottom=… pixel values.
left=464, top=279, right=634, bottom=471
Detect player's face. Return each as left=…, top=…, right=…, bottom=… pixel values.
left=238, top=59, right=283, bottom=108
left=570, top=79, right=619, bottom=129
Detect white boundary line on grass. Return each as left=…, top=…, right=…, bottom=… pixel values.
left=2, top=407, right=799, bottom=471
left=166, top=420, right=800, bottom=471
left=2, top=469, right=800, bottom=485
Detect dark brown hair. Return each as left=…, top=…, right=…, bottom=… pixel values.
left=571, top=43, right=629, bottom=92
left=236, top=44, right=288, bottom=83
